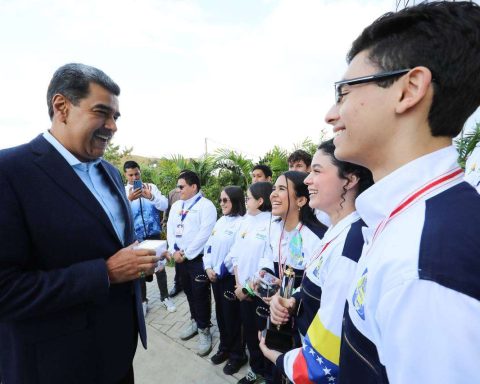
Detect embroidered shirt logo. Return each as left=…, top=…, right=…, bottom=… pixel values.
left=255, top=233, right=267, bottom=241
left=312, top=255, right=324, bottom=279
left=352, top=268, right=368, bottom=320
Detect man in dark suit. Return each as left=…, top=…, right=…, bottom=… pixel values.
left=0, top=63, right=158, bottom=383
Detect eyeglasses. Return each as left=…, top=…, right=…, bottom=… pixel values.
left=218, top=198, right=230, bottom=204
left=245, top=196, right=251, bottom=202
left=176, top=185, right=185, bottom=190
left=334, top=68, right=411, bottom=104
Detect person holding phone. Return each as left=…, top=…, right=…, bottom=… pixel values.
left=123, top=161, right=176, bottom=315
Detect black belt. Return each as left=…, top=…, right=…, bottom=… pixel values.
left=186, top=253, right=204, bottom=262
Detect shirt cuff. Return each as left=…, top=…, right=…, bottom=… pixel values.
left=275, top=354, right=286, bottom=373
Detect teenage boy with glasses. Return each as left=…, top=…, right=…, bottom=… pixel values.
left=325, top=2, right=480, bottom=383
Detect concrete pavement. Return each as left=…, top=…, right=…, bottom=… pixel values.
left=134, top=266, right=249, bottom=383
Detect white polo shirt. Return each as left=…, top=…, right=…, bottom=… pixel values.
left=227, top=211, right=273, bottom=286
left=166, top=192, right=217, bottom=260
left=203, top=215, right=244, bottom=274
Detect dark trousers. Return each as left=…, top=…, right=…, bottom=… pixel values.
left=178, top=256, right=211, bottom=329
left=140, top=268, right=169, bottom=302
left=173, top=262, right=183, bottom=289
left=212, top=274, right=245, bottom=360
left=240, top=298, right=267, bottom=377
left=116, top=365, right=134, bottom=384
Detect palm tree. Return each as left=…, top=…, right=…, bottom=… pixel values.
left=190, top=155, right=216, bottom=186
left=456, top=122, right=480, bottom=169
left=212, top=149, right=253, bottom=190
left=259, top=145, right=289, bottom=180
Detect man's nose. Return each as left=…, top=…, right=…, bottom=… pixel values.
left=324, top=104, right=339, bottom=126
left=104, top=116, right=118, bottom=132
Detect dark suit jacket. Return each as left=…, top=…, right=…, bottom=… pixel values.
left=0, top=135, right=147, bottom=383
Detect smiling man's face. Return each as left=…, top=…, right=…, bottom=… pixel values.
left=60, top=82, right=120, bottom=162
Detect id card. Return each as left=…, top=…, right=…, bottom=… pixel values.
left=175, top=224, right=184, bottom=237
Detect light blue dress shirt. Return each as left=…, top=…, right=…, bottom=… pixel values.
left=43, top=131, right=126, bottom=244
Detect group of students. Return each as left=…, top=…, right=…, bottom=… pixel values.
left=171, top=2, right=480, bottom=383
left=198, top=139, right=372, bottom=384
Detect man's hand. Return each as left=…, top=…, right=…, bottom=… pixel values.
left=269, top=294, right=296, bottom=325
left=106, top=242, right=159, bottom=284
left=128, top=187, right=142, bottom=201
left=173, top=250, right=185, bottom=263
left=141, top=184, right=153, bottom=200
left=206, top=268, right=217, bottom=283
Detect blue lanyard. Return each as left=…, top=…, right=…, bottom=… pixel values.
left=180, top=195, right=202, bottom=222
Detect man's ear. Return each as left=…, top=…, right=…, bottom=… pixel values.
left=395, top=66, right=433, bottom=114
left=51, top=94, right=69, bottom=123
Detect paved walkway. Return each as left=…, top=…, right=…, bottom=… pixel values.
left=134, top=266, right=249, bottom=383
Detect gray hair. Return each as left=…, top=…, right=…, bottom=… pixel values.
left=46, top=63, right=120, bottom=120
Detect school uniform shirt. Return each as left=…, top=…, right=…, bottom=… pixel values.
left=258, top=220, right=322, bottom=272
left=342, top=146, right=480, bottom=384
left=276, top=212, right=365, bottom=383
left=166, top=192, right=217, bottom=260
left=228, top=211, right=273, bottom=286
left=315, top=209, right=331, bottom=227
left=464, top=144, right=480, bottom=192
left=203, top=215, right=244, bottom=275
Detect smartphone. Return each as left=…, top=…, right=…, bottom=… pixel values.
left=133, top=180, right=143, bottom=190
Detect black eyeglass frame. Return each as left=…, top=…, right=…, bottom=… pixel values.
left=334, top=68, right=412, bottom=104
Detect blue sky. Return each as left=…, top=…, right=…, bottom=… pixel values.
left=1, top=0, right=478, bottom=159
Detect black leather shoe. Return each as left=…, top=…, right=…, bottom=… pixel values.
left=223, top=356, right=248, bottom=375
left=169, top=285, right=183, bottom=297
left=211, top=350, right=229, bottom=365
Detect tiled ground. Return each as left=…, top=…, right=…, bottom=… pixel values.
left=144, top=266, right=249, bottom=383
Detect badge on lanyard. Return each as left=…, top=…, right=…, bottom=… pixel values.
left=175, top=223, right=184, bottom=238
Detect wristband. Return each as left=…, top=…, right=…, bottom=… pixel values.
left=243, top=282, right=255, bottom=297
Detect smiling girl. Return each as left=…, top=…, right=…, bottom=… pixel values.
left=260, top=139, right=374, bottom=383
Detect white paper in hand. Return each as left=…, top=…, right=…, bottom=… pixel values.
left=136, top=240, right=167, bottom=272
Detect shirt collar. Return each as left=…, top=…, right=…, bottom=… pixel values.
left=183, top=191, right=202, bottom=205
left=43, top=131, right=102, bottom=171
left=322, top=211, right=360, bottom=243
left=356, top=145, right=459, bottom=233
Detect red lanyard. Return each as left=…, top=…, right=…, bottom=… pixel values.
left=306, top=240, right=332, bottom=269
left=369, top=167, right=463, bottom=251
left=278, top=223, right=303, bottom=280
left=303, top=232, right=340, bottom=278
